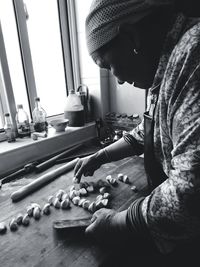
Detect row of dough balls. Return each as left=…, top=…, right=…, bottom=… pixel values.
left=0, top=178, right=113, bottom=234
left=0, top=174, right=135, bottom=235
left=0, top=203, right=45, bottom=233
left=50, top=181, right=111, bottom=212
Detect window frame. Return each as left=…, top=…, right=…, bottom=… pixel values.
left=57, top=0, right=75, bottom=91
left=12, top=0, right=37, bottom=114
left=0, top=0, right=81, bottom=134
left=13, top=0, right=80, bottom=115
left=0, top=21, right=17, bottom=141
left=66, top=0, right=81, bottom=90
left=0, top=93, right=5, bottom=134
left=0, top=61, right=5, bottom=131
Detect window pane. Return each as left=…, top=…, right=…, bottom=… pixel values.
left=0, top=0, right=30, bottom=117
left=0, top=118, right=3, bottom=129
left=0, top=108, right=4, bottom=128
left=0, top=80, right=4, bottom=129
left=24, top=0, right=67, bottom=116
left=0, top=65, right=4, bottom=129
left=0, top=98, right=3, bottom=128
left=0, top=60, right=6, bottom=129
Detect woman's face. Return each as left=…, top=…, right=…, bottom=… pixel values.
left=92, top=31, right=159, bottom=89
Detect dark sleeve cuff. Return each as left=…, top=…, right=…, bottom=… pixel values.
left=126, top=197, right=150, bottom=239
left=123, top=133, right=144, bottom=155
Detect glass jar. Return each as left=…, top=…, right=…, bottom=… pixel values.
left=16, top=104, right=31, bottom=138
left=32, top=97, right=48, bottom=132
left=4, top=113, right=16, bottom=142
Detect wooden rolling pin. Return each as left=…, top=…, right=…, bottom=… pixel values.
left=35, top=143, right=83, bottom=173
left=11, top=158, right=79, bottom=202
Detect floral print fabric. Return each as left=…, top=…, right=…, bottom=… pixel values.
left=129, top=13, right=200, bottom=253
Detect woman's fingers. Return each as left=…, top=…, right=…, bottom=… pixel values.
left=90, top=213, right=98, bottom=223
left=85, top=221, right=95, bottom=235
left=74, top=159, right=89, bottom=183
left=74, top=159, right=83, bottom=176
left=85, top=208, right=113, bottom=236
left=90, top=208, right=107, bottom=222
left=85, top=213, right=98, bottom=234
left=74, top=154, right=100, bottom=182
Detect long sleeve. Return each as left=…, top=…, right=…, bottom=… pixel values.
left=125, top=119, right=145, bottom=146
left=126, top=197, right=150, bottom=238
left=141, top=19, right=200, bottom=254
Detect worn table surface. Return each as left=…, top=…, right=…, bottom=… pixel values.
left=0, top=156, right=148, bottom=267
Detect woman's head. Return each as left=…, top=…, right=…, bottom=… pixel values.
left=85, top=0, right=175, bottom=88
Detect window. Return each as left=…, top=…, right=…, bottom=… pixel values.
left=0, top=117, right=3, bottom=130
left=0, top=0, right=79, bottom=133
left=23, top=0, right=67, bottom=116
left=0, top=0, right=29, bottom=117
left=0, top=69, right=5, bottom=130
left=0, top=99, right=4, bottom=129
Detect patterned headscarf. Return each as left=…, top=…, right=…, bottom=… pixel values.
left=86, top=0, right=174, bottom=55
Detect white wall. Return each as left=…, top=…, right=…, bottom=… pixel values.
left=109, top=76, right=145, bottom=118
left=75, top=0, right=145, bottom=120
left=75, top=0, right=110, bottom=120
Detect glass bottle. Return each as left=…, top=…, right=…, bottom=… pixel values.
left=64, top=89, right=85, bottom=127
left=4, top=113, right=16, bottom=142
left=132, top=113, right=141, bottom=128
left=121, top=113, right=128, bottom=128
left=32, top=97, right=48, bottom=132
left=16, top=104, right=31, bottom=138
left=77, top=84, right=90, bottom=123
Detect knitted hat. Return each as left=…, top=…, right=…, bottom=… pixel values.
left=86, top=0, right=174, bottom=55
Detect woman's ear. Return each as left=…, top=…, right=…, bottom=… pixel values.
left=117, top=23, right=140, bottom=52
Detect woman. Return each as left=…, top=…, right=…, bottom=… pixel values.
left=74, top=0, right=200, bottom=264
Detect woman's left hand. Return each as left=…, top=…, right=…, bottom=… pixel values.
left=85, top=208, right=128, bottom=244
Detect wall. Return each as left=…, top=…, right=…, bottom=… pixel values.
left=75, top=0, right=145, bottom=120
left=109, top=76, right=145, bottom=118
left=75, top=0, right=110, bottom=120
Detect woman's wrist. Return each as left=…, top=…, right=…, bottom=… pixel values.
left=94, top=148, right=111, bottom=164
left=123, top=133, right=144, bottom=155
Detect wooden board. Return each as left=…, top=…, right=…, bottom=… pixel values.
left=0, top=156, right=148, bottom=267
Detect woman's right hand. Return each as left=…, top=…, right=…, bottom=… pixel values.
left=74, top=149, right=108, bottom=183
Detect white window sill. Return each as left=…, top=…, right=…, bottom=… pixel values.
left=0, top=122, right=96, bottom=177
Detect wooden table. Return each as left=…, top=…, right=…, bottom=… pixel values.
left=0, top=156, right=148, bottom=267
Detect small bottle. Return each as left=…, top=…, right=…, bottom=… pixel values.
left=64, top=90, right=85, bottom=127
left=4, top=113, right=16, bottom=142
left=132, top=113, right=141, bottom=128
left=16, top=104, right=31, bottom=138
left=121, top=113, right=128, bottom=127
left=77, top=84, right=91, bottom=123
left=32, top=97, right=48, bottom=132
